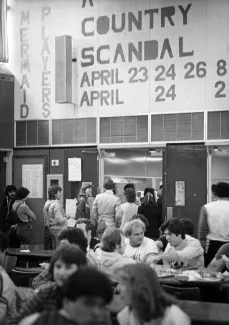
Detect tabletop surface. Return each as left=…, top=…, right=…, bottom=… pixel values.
left=109, top=296, right=229, bottom=323
left=179, top=300, right=229, bottom=323
left=6, top=248, right=53, bottom=257
left=158, top=275, right=225, bottom=287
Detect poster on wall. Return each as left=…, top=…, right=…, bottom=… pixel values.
left=13, top=1, right=229, bottom=120
left=66, top=199, right=77, bottom=227
left=175, top=181, right=185, bottom=206
left=22, top=164, right=43, bottom=198
left=68, top=158, right=82, bottom=181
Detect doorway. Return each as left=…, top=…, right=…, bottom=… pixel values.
left=102, top=149, right=163, bottom=202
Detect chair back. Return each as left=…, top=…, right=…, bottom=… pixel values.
left=2, top=255, right=17, bottom=274
left=161, top=284, right=201, bottom=301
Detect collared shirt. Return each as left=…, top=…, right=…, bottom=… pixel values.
left=92, top=190, right=122, bottom=227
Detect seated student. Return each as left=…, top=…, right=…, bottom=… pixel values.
left=97, top=228, right=135, bottom=281
left=116, top=264, right=190, bottom=325
left=0, top=234, right=19, bottom=325
left=75, top=218, right=100, bottom=250
left=75, top=218, right=100, bottom=267
left=156, top=218, right=196, bottom=255
left=12, top=244, right=87, bottom=325
left=208, top=242, right=229, bottom=272
left=18, top=267, right=113, bottom=325
left=152, top=218, right=204, bottom=269
left=32, top=228, right=90, bottom=290
left=123, top=219, right=158, bottom=264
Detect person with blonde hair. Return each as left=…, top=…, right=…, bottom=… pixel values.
left=123, top=219, right=158, bottom=264
left=116, top=264, right=190, bottom=325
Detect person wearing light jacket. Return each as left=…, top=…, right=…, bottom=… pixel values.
left=91, top=178, right=122, bottom=240
left=43, top=185, right=68, bottom=249
left=97, top=228, right=135, bottom=281
left=152, top=218, right=204, bottom=269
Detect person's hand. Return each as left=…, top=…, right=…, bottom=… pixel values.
left=216, top=259, right=226, bottom=271
left=39, top=262, right=50, bottom=270
left=66, top=214, right=71, bottom=219
left=156, top=241, right=163, bottom=250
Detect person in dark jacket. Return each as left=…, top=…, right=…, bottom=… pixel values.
left=0, top=185, right=16, bottom=233
left=137, top=188, right=162, bottom=240
left=75, top=184, right=92, bottom=220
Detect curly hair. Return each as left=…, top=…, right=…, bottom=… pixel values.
left=48, top=185, right=62, bottom=200
left=116, top=264, right=175, bottom=322
left=124, top=188, right=136, bottom=203
left=49, top=243, right=87, bottom=279
left=5, top=185, right=16, bottom=196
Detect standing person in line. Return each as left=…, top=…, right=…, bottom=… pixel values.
left=137, top=188, right=161, bottom=240
left=123, top=183, right=141, bottom=206
left=157, top=184, right=163, bottom=211
left=198, top=182, right=229, bottom=266
left=12, top=187, right=36, bottom=245
left=43, top=185, right=68, bottom=249
left=0, top=185, right=16, bottom=233
left=0, top=185, right=19, bottom=247
left=75, top=184, right=92, bottom=220
left=120, top=188, right=138, bottom=230
left=91, top=178, right=122, bottom=240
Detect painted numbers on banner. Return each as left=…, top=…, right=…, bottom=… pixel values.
left=128, top=67, right=148, bottom=83
left=215, top=59, right=227, bottom=98
left=184, top=61, right=206, bottom=79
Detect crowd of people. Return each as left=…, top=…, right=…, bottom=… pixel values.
left=1, top=179, right=229, bottom=324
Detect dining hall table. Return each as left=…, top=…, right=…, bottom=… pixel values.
left=5, top=247, right=53, bottom=268
left=158, top=273, right=229, bottom=303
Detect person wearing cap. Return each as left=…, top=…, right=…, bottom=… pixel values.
left=91, top=178, right=122, bottom=240
left=75, top=184, right=92, bottom=220
left=137, top=188, right=162, bottom=240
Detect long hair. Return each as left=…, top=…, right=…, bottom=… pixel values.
left=116, top=264, right=176, bottom=322
left=142, top=191, right=157, bottom=207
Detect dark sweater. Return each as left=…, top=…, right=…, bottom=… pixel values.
left=137, top=205, right=162, bottom=239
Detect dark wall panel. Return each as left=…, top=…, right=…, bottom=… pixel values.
left=0, top=76, right=14, bottom=148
